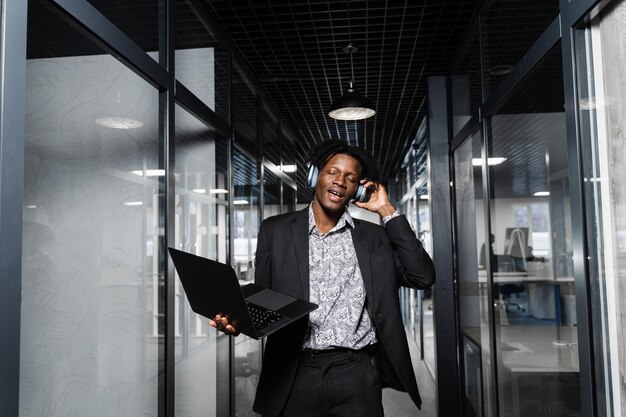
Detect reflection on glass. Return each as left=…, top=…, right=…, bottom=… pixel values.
left=175, top=0, right=229, bottom=118
left=264, top=170, right=281, bottom=220
left=283, top=185, right=296, bottom=213
left=488, top=45, right=580, bottom=416
left=86, top=0, right=160, bottom=60
left=455, top=129, right=494, bottom=417
left=233, top=66, right=258, bottom=149
left=282, top=133, right=299, bottom=183
left=451, top=26, right=480, bottom=136
left=21, top=19, right=160, bottom=416
left=263, top=105, right=280, bottom=167
left=233, top=146, right=262, bottom=416
left=174, top=106, right=229, bottom=417
left=482, top=0, right=559, bottom=95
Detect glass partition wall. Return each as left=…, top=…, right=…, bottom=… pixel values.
left=173, top=106, right=229, bottom=417
left=454, top=129, right=494, bottom=417
left=451, top=40, right=582, bottom=416
left=395, top=131, right=435, bottom=379
left=15, top=1, right=303, bottom=416
left=21, top=9, right=162, bottom=415
left=232, top=146, right=262, bottom=416
left=487, top=45, right=580, bottom=417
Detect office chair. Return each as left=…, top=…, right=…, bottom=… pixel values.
left=499, top=283, right=526, bottom=312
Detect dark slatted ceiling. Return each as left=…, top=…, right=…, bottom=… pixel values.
left=28, top=0, right=564, bottom=202
left=201, top=0, right=480, bottom=199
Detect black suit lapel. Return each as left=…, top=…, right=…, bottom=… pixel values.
left=351, top=220, right=374, bottom=301
left=290, top=209, right=310, bottom=300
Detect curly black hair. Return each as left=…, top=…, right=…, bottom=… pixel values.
left=308, top=139, right=381, bottom=183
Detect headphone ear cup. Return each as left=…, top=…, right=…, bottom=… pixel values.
left=307, top=164, right=319, bottom=188
left=353, top=185, right=367, bottom=202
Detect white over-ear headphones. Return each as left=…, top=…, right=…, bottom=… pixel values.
left=307, top=164, right=369, bottom=202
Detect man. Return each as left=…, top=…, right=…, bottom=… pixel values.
left=211, top=139, right=435, bottom=416
left=480, top=233, right=496, bottom=270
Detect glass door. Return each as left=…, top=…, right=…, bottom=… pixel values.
left=487, top=44, right=581, bottom=417
left=454, top=129, right=494, bottom=417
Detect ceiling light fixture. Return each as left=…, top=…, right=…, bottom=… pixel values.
left=132, top=169, right=165, bottom=177
left=329, top=43, right=375, bottom=120
left=534, top=191, right=550, bottom=197
left=471, top=157, right=507, bottom=166
left=487, top=65, right=514, bottom=76
left=95, top=116, right=144, bottom=129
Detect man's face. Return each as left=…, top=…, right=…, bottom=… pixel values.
left=313, top=153, right=362, bottom=213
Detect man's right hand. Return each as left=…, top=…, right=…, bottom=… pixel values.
left=208, top=314, right=240, bottom=336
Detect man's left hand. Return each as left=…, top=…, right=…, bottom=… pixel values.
left=353, top=180, right=396, bottom=218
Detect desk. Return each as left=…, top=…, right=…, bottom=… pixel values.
left=478, top=270, right=574, bottom=283
left=500, top=325, right=579, bottom=417
left=478, top=271, right=575, bottom=323
left=500, top=325, right=578, bottom=373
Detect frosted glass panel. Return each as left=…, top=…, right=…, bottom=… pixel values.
left=21, top=52, right=161, bottom=416
left=175, top=0, right=229, bottom=119
left=232, top=146, right=262, bottom=416
left=174, top=105, right=229, bottom=417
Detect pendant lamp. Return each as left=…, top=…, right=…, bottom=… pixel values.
left=328, top=44, right=375, bottom=120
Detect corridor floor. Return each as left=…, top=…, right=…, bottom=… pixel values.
left=382, top=335, right=436, bottom=416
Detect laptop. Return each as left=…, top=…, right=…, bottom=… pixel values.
left=168, top=248, right=318, bottom=339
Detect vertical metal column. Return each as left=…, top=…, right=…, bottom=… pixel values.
left=427, top=75, right=460, bottom=417
left=559, top=2, right=597, bottom=416
left=160, top=1, right=176, bottom=417
left=0, top=0, right=27, bottom=414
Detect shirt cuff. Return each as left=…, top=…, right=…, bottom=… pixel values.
left=382, top=210, right=401, bottom=224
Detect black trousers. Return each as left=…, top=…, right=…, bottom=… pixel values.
left=279, top=347, right=384, bottom=417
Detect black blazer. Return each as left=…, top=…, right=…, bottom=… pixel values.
left=252, top=207, right=436, bottom=417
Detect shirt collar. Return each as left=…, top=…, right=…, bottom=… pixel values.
left=308, top=204, right=355, bottom=234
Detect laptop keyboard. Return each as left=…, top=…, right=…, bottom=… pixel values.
left=246, top=302, right=284, bottom=330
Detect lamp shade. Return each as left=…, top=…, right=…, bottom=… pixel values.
left=328, top=82, right=375, bottom=120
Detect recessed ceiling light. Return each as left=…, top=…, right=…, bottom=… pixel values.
left=533, top=191, right=550, bottom=197
left=132, top=169, right=165, bottom=177
left=123, top=201, right=143, bottom=206
left=95, top=117, right=144, bottom=129
left=280, top=164, right=297, bottom=173
left=488, top=65, right=513, bottom=76
left=233, top=199, right=249, bottom=205
left=419, top=195, right=429, bottom=200
left=472, top=157, right=507, bottom=166
left=210, top=189, right=229, bottom=194
left=193, top=189, right=207, bottom=194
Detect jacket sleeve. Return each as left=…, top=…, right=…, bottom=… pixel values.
left=385, top=215, right=436, bottom=289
